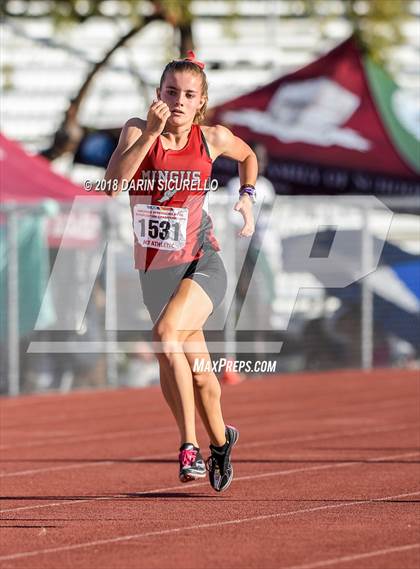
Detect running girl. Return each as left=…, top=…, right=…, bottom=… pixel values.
left=104, top=51, right=257, bottom=492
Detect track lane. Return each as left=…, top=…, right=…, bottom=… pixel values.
left=1, top=370, right=419, bottom=569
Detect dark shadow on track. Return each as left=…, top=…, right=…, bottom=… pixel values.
left=124, top=492, right=213, bottom=498
left=3, top=496, right=419, bottom=503
left=1, top=493, right=212, bottom=501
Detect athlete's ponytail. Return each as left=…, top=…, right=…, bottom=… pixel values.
left=159, top=51, right=208, bottom=124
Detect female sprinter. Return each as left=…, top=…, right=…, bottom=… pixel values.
left=104, top=51, right=257, bottom=493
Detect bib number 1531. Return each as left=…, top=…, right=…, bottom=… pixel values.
left=133, top=204, right=188, bottom=251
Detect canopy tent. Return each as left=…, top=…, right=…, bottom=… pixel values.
left=0, top=133, right=103, bottom=247
left=0, top=133, right=103, bottom=354
left=0, top=133, right=88, bottom=203
left=282, top=229, right=420, bottom=348
left=208, top=37, right=420, bottom=197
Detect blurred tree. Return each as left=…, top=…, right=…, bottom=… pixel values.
left=303, top=0, right=410, bottom=64
left=343, top=0, right=409, bottom=63
left=1, top=0, right=194, bottom=160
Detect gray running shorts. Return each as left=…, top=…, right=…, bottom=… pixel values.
left=139, top=249, right=228, bottom=324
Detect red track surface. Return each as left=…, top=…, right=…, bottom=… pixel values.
left=1, top=369, right=419, bottom=569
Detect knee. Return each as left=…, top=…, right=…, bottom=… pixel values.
left=152, top=321, right=182, bottom=361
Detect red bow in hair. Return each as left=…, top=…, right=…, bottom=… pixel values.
left=183, top=50, right=205, bottom=69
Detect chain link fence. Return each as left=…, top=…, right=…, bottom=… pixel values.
left=1, top=193, right=419, bottom=395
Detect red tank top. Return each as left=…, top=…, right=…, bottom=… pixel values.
left=129, top=124, right=220, bottom=271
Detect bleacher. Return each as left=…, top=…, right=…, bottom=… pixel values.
left=2, top=0, right=419, bottom=158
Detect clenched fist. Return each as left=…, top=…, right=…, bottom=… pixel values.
left=145, top=99, right=172, bottom=137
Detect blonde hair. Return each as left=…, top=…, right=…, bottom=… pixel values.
left=159, top=59, right=208, bottom=124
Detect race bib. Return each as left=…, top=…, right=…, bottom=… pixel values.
left=133, top=204, right=188, bottom=251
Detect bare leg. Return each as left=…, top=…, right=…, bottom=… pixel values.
left=158, top=361, right=183, bottom=434
left=183, top=329, right=227, bottom=447
left=152, top=278, right=214, bottom=448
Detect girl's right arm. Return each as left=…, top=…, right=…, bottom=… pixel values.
left=103, top=100, right=171, bottom=197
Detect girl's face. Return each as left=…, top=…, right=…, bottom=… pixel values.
left=157, top=71, right=206, bottom=126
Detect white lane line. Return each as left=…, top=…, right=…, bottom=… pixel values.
left=0, top=450, right=174, bottom=478
left=1, top=450, right=419, bottom=513
left=1, top=421, right=417, bottom=478
left=242, top=421, right=419, bottom=449
left=281, top=543, right=420, bottom=569
left=234, top=451, right=420, bottom=484
left=1, top=430, right=74, bottom=437
left=0, top=406, right=309, bottom=451
left=0, top=425, right=176, bottom=451
left=1, top=394, right=416, bottom=449
left=0, top=414, right=264, bottom=451
left=0, top=409, right=300, bottom=451
left=0, top=490, right=419, bottom=562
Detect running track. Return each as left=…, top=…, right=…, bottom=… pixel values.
left=1, top=369, right=419, bottom=569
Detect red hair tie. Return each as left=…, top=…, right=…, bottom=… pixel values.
left=183, top=50, right=205, bottom=70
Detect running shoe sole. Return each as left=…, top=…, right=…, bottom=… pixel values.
left=179, top=468, right=207, bottom=483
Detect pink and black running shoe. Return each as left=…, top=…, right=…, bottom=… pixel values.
left=178, top=443, right=206, bottom=483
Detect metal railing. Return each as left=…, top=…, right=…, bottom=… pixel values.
left=2, top=194, right=418, bottom=395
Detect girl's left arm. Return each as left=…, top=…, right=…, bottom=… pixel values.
left=211, top=125, right=257, bottom=237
